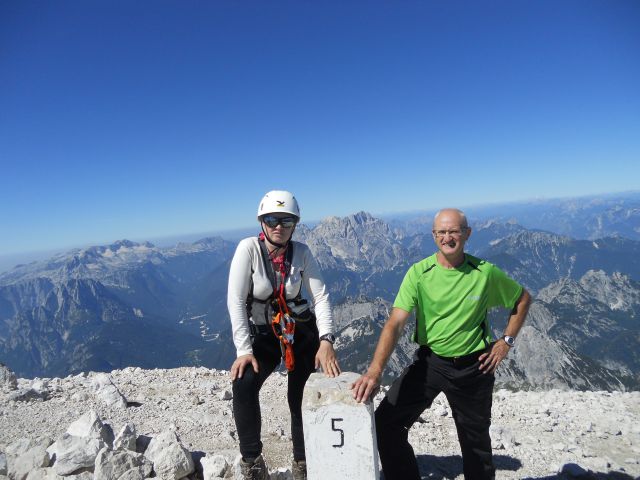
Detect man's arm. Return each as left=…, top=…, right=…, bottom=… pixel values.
left=479, top=288, right=531, bottom=374
left=351, top=307, right=411, bottom=403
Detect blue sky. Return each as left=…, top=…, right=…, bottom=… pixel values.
left=1, top=0, right=639, bottom=256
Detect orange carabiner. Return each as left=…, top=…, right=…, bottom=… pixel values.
left=271, top=311, right=296, bottom=372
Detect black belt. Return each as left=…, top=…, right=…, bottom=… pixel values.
left=420, top=345, right=487, bottom=368
left=249, top=316, right=317, bottom=336
left=249, top=323, right=272, bottom=335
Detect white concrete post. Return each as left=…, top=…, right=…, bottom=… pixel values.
left=302, top=372, right=380, bottom=480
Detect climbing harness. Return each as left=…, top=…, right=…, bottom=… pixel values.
left=259, top=235, right=297, bottom=372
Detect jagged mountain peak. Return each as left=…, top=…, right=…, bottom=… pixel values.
left=109, top=239, right=144, bottom=249
left=302, top=212, right=404, bottom=272
left=173, top=236, right=230, bottom=255
left=191, top=236, right=225, bottom=247
left=347, top=211, right=377, bottom=225
left=504, top=229, right=573, bottom=247
left=538, top=270, right=640, bottom=313
left=81, top=240, right=157, bottom=257
left=314, top=212, right=395, bottom=242
left=320, top=211, right=384, bottom=229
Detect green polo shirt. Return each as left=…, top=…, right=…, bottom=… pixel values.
left=393, top=253, right=523, bottom=357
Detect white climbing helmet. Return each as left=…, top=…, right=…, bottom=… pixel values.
left=257, top=190, right=301, bottom=219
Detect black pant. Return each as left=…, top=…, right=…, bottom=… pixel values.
left=232, top=320, right=319, bottom=461
left=375, top=346, right=495, bottom=480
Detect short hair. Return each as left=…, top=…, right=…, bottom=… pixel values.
left=433, top=209, right=468, bottom=229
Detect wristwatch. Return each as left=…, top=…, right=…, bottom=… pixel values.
left=319, top=333, right=336, bottom=345
left=502, top=335, right=516, bottom=347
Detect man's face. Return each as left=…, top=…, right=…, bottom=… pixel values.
left=432, top=211, right=470, bottom=258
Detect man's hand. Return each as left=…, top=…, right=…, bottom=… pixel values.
left=230, top=354, right=259, bottom=381
left=315, top=341, right=341, bottom=378
left=350, top=307, right=410, bottom=403
left=478, top=340, right=510, bottom=374
left=479, top=289, right=530, bottom=374
left=351, top=370, right=381, bottom=403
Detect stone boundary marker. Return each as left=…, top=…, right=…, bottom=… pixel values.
left=302, top=372, right=380, bottom=480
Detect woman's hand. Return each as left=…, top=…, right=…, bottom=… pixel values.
left=231, top=354, right=259, bottom=381
left=315, top=340, right=341, bottom=378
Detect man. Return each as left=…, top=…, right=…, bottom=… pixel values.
left=352, top=208, right=531, bottom=480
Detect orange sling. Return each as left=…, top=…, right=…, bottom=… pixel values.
left=262, top=237, right=296, bottom=371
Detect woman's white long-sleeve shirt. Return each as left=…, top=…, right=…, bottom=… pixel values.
left=227, top=237, right=334, bottom=357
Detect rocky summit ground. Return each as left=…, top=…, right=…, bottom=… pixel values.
left=1, top=366, right=639, bottom=479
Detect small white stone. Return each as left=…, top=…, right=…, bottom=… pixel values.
left=143, top=429, right=194, bottom=479
left=219, top=390, right=233, bottom=401
left=201, top=454, right=228, bottom=479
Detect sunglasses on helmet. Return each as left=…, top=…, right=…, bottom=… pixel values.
left=261, top=215, right=298, bottom=228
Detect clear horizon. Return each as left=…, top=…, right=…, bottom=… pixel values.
left=2, top=1, right=639, bottom=256
left=0, top=189, right=636, bottom=265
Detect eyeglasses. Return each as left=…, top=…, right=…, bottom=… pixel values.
left=262, top=215, right=298, bottom=228
left=432, top=228, right=468, bottom=239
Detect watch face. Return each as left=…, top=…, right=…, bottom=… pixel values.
left=504, top=336, right=515, bottom=346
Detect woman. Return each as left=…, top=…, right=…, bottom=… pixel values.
left=227, top=190, right=340, bottom=480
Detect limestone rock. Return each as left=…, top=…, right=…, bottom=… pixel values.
left=67, top=410, right=115, bottom=447
left=7, top=388, right=49, bottom=402
left=0, top=364, right=17, bottom=391
left=114, top=423, right=137, bottom=451
left=94, top=447, right=153, bottom=480
left=144, top=430, right=194, bottom=480
left=231, top=455, right=244, bottom=480
left=200, top=454, right=228, bottom=479
left=6, top=437, right=53, bottom=480
left=91, top=374, right=127, bottom=408
left=52, top=434, right=105, bottom=476
left=490, top=425, right=517, bottom=450
left=269, top=468, right=293, bottom=479
left=71, top=391, right=90, bottom=402
left=434, top=405, right=449, bottom=417
left=30, top=379, right=49, bottom=395
left=302, top=371, right=365, bottom=408
left=24, top=468, right=65, bottom=480
left=66, top=473, right=93, bottom=480
left=2, top=366, right=640, bottom=479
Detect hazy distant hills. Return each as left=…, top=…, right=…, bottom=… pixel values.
left=388, top=190, right=640, bottom=241
left=473, top=191, right=640, bottom=241
left=1, top=193, right=640, bottom=390
left=480, top=232, right=640, bottom=292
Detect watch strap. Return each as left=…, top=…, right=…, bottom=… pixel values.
left=319, top=333, right=335, bottom=344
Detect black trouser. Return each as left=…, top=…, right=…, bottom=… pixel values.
left=232, top=320, right=319, bottom=462
left=375, top=346, right=495, bottom=480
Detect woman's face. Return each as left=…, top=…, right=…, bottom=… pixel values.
left=261, top=214, right=297, bottom=245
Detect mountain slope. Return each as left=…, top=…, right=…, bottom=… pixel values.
left=1, top=211, right=640, bottom=390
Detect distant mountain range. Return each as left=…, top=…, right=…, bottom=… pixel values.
left=387, top=190, right=640, bottom=240
left=1, top=192, right=639, bottom=391
left=0, top=239, right=237, bottom=377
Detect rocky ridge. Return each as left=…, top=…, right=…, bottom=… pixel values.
left=294, top=212, right=406, bottom=273
left=2, top=212, right=640, bottom=390
left=1, top=365, right=639, bottom=479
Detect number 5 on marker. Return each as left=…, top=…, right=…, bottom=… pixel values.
left=331, top=418, right=344, bottom=448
